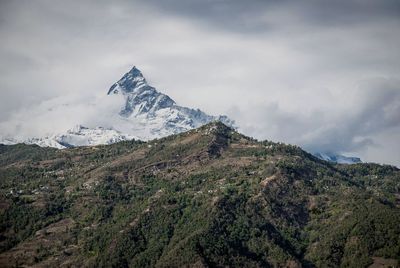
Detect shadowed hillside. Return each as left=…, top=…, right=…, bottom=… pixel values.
left=0, top=122, right=399, bottom=267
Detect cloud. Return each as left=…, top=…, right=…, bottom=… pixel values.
left=0, top=92, right=124, bottom=139
left=228, top=77, right=400, bottom=160
left=0, top=0, right=399, bottom=166
left=142, top=0, right=400, bottom=33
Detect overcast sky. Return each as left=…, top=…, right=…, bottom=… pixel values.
left=0, top=0, right=399, bottom=166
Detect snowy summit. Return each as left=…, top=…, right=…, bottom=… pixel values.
left=0, top=66, right=234, bottom=148
left=107, top=66, right=234, bottom=134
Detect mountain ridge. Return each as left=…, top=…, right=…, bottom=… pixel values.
left=107, top=66, right=176, bottom=117
left=0, top=121, right=398, bottom=267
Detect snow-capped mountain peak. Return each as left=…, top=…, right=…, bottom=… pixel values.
left=314, top=152, right=362, bottom=164
left=108, top=66, right=175, bottom=117
left=1, top=66, right=235, bottom=148
left=104, top=66, right=235, bottom=138
left=108, top=66, right=148, bottom=95
left=2, top=126, right=138, bottom=149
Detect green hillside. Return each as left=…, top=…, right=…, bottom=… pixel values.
left=0, top=122, right=399, bottom=267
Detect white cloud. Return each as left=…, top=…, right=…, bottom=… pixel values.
left=0, top=0, right=399, bottom=166
left=0, top=92, right=123, bottom=139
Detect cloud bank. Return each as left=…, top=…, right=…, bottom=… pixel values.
left=0, top=0, right=399, bottom=166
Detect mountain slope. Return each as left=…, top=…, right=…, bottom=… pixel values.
left=0, top=122, right=399, bottom=267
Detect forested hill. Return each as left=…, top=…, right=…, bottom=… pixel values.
left=0, top=122, right=399, bottom=267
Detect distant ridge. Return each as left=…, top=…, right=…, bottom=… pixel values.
left=314, top=152, right=362, bottom=164
left=0, top=66, right=234, bottom=148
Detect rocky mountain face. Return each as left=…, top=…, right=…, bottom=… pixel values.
left=0, top=122, right=399, bottom=267
left=107, top=66, right=176, bottom=117
left=107, top=66, right=234, bottom=137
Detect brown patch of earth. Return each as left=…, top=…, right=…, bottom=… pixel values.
left=368, top=257, right=398, bottom=268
